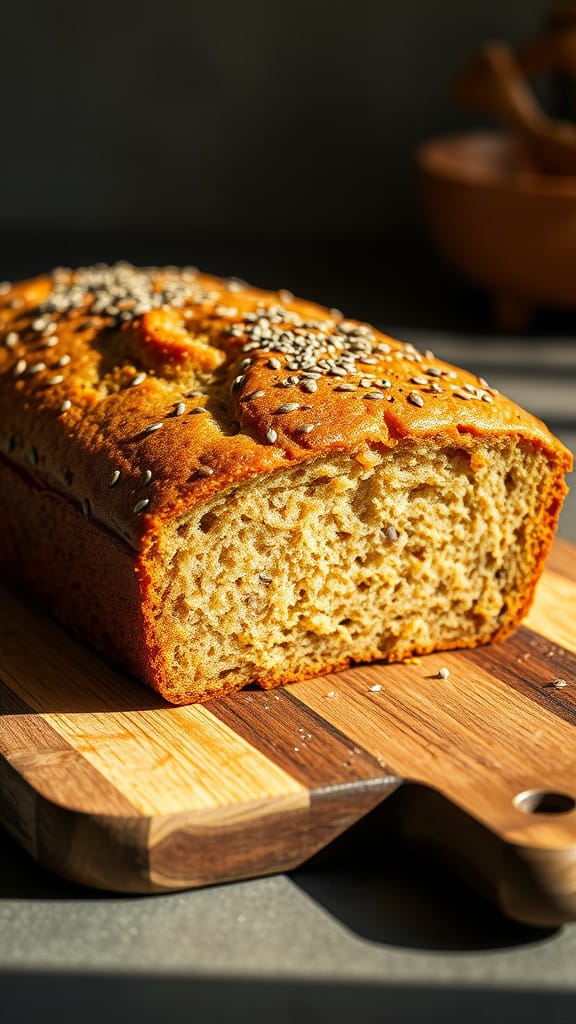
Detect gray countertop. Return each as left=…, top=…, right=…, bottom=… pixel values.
left=2, top=830, right=576, bottom=1023
left=2, top=329, right=575, bottom=1024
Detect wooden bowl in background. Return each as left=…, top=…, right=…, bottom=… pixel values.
left=418, top=131, right=576, bottom=329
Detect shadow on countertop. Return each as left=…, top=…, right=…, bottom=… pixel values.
left=1, top=969, right=575, bottom=1024
left=291, top=794, right=559, bottom=953
left=0, top=801, right=559, bottom=954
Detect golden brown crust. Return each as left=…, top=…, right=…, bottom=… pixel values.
left=0, top=264, right=572, bottom=704
left=1, top=264, right=571, bottom=555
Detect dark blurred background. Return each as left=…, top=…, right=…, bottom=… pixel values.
left=0, top=0, right=556, bottom=324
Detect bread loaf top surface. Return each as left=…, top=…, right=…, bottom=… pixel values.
left=0, top=263, right=571, bottom=549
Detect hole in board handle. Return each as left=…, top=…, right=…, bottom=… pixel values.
left=514, top=791, right=576, bottom=815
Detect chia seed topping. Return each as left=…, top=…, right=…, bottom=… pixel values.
left=28, top=362, right=46, bottom=376
left=408, top=391, right=425, bottom=408
left=37, top=263, right=211, bottom=327
left=243, top=390, right=266, bottom=401
left=228, top=296, right=421, bottom=398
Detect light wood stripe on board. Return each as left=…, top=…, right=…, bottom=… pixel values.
left=41, top=704, right=308, bottom=817
left=526, top=569, right=576, bottom=654
left=544, top=538, right=576, bottom=584
left=0, top=677, right=138, bottom=816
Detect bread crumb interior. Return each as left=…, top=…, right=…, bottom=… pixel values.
left=150, top=439, right=550, bottom=699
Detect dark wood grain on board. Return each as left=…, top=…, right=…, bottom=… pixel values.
left=147, top=780, right=399, bottom=891
left=210, top=687, right=396, bottom=787
left=464, top=626, right=576, bottom=724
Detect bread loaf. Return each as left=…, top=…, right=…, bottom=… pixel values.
left=0, top=264, right=571, bottom=703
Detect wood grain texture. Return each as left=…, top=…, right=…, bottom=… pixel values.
left=525, top=570, right=576, bottom=653
left=0, top=541, right=575, bottom=921
left=544, top=537, right=576, bottom=583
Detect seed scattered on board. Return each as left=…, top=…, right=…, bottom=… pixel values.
left=437, top=667, right=450, bottom=679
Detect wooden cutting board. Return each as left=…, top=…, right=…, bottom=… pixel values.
left=1, top=538, right=575, bottom=926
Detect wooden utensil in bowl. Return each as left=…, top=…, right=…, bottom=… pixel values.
left=454, top=41, right=576, bottom=176
left=420, top=15, right=576, bottom=329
